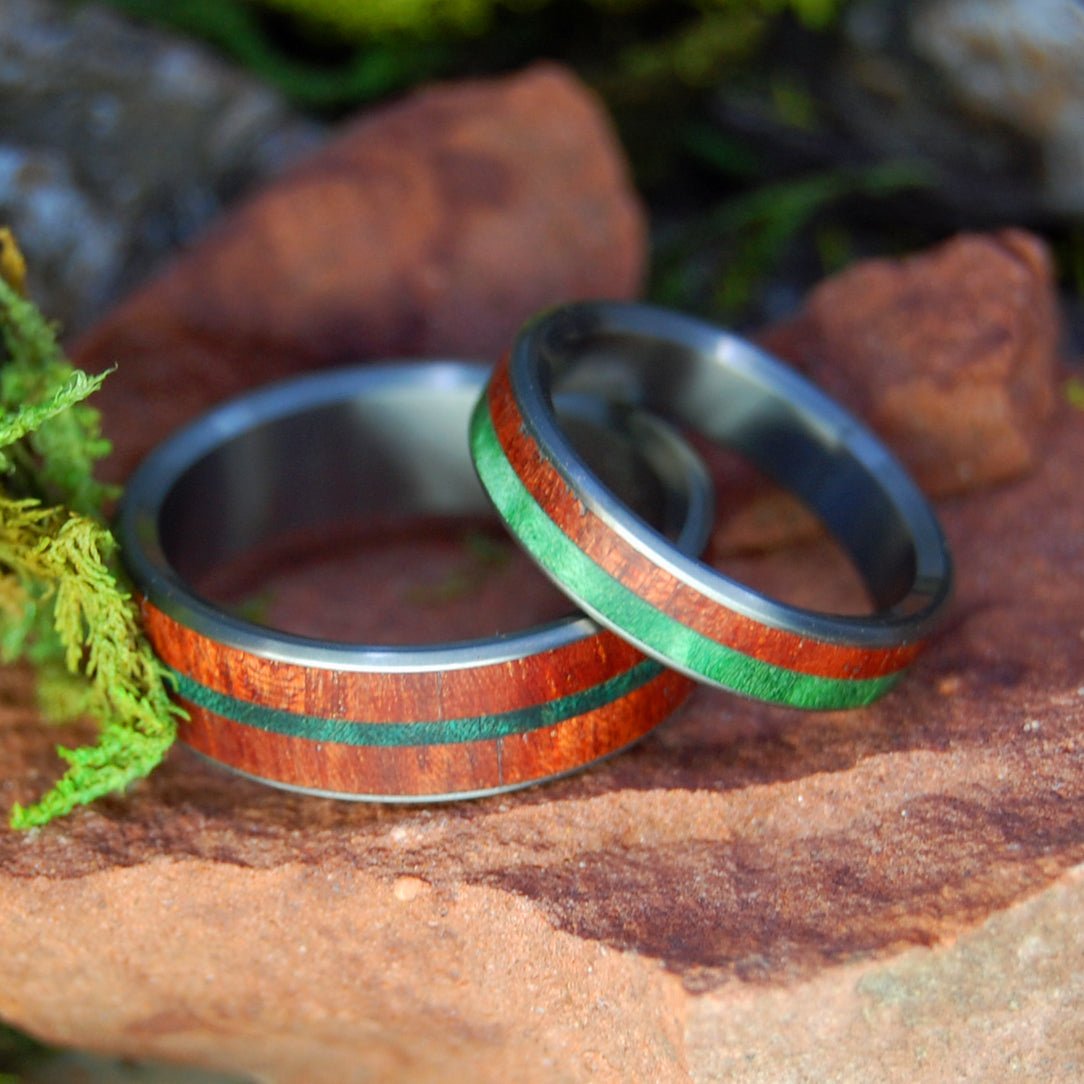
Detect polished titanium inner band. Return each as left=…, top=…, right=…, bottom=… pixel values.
left=470, top=302, right=953, bottom=709
left=119, top=361, right=713, bottom=800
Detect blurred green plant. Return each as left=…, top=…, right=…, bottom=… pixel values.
left=1054, top=226, right=1084, bottom=298
left=0, top=1018, right=50, bottom=1078
left=100, top=0, right=452, bottom=108
left=98, top=0, right=844, bottom=110
left=652, top=125, right=933, bottom=321
left=0, top=231, right=182, bottom=829
left=203, top=0, right=841, bottom=42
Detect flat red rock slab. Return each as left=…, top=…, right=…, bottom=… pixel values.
left=2, top=400, right=1081, bottom=990
left=0, top=68, right=1081, bottom=1070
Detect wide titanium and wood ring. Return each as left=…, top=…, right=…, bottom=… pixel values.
left=470, top=301, right=953, bottom=710
left=119, top=362, right=714, bottom=800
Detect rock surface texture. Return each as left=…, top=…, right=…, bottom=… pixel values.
left=1, top=63, right=1082, bottom=1083
left=762, top=229, right=1058, bottom=496
left=830, top=0, right=1084, bottom=220
left=74, top=62, right=646, bottom=483
left=912, top=0, right=1084, bottom=215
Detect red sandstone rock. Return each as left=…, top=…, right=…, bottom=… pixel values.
left=711, top=229, right=1061, bottom=558
left=3, top=376, right=1084, bottom=1079
left=72, top=63, right=646, bottom=482
left=762, top=229, right=1059, bottom=497
left=1, top=401, right=1082, bottom=1079
left=3, top=93, right=1082, bottom=1076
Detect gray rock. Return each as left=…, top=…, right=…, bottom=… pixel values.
left=911, top=0, right=1084, bottom=216
left=0, top=0, right=323, bottom=336
left=818, top=0, right=1084, bottom=224
left=0, top=144, right=124, bottom=329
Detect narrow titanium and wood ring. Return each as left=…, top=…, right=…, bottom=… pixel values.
left=119, top=362, right=713, bottom=800
left=469, top=301, right=953, bottom=710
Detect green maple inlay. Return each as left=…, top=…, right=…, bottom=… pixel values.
left=469, top=396, right=902, bottom=711
left=171, top=656, right=666, bottom=746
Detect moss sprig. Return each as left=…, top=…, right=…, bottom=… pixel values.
left=0, top=231, right=182, bottom=829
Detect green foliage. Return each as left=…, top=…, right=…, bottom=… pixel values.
left=245, top=0, right=840, bottom=41
left=652, top=153, right=932, bottom=321
left=0, top=286, right=115, bottom=517
left=606, top=8, right=768, bottom=91
left=258, top=0, right=494, bottom=37
left=0, top=263, right=182, bottom=829
left=102, top=0, right=452, bottom=109
left=3, top=505, right=183, bottom=829
left=98, top=0, right=844, bottom=111
left=0, top=1018, right=50, bottom=1079
left=1064, top=376, right=1084, bottom=411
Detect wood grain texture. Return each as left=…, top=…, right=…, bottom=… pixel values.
left=142, top=602, right=653, bottom=719
left=141, top=600, right=694, bottom=797
left=483, top=358, right=925, bottom=682
left=179, top=667, right=691, bottom=797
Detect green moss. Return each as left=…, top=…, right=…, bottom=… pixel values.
left=0, top=240, right=182, bottom=829
left=257, top=0, right=494, bottom=37
left=3, top=504, right=183, bottom=829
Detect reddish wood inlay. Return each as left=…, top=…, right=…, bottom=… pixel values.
left=142, top=600, right=648, bottom=722
left=487, top=360, right=923, bottom=679
left=178, top=667, right=693, bottom=797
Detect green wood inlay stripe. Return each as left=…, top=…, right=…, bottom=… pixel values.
left=470, top=397, right=901, bottom=710
left=171, top=658, right=665, bottom=747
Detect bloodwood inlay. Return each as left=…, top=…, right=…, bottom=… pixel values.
left=484, top=359, right=923, bottom=682
left=468, top=364, right=921, bottom=709
left=142, top=598, right=695, bottom=797
left=179, top=666, right=690, bottom=797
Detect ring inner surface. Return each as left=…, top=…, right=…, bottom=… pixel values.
left=157, top=378, right=708, bottom=639
left=538, top=328, right=923, bottom=614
